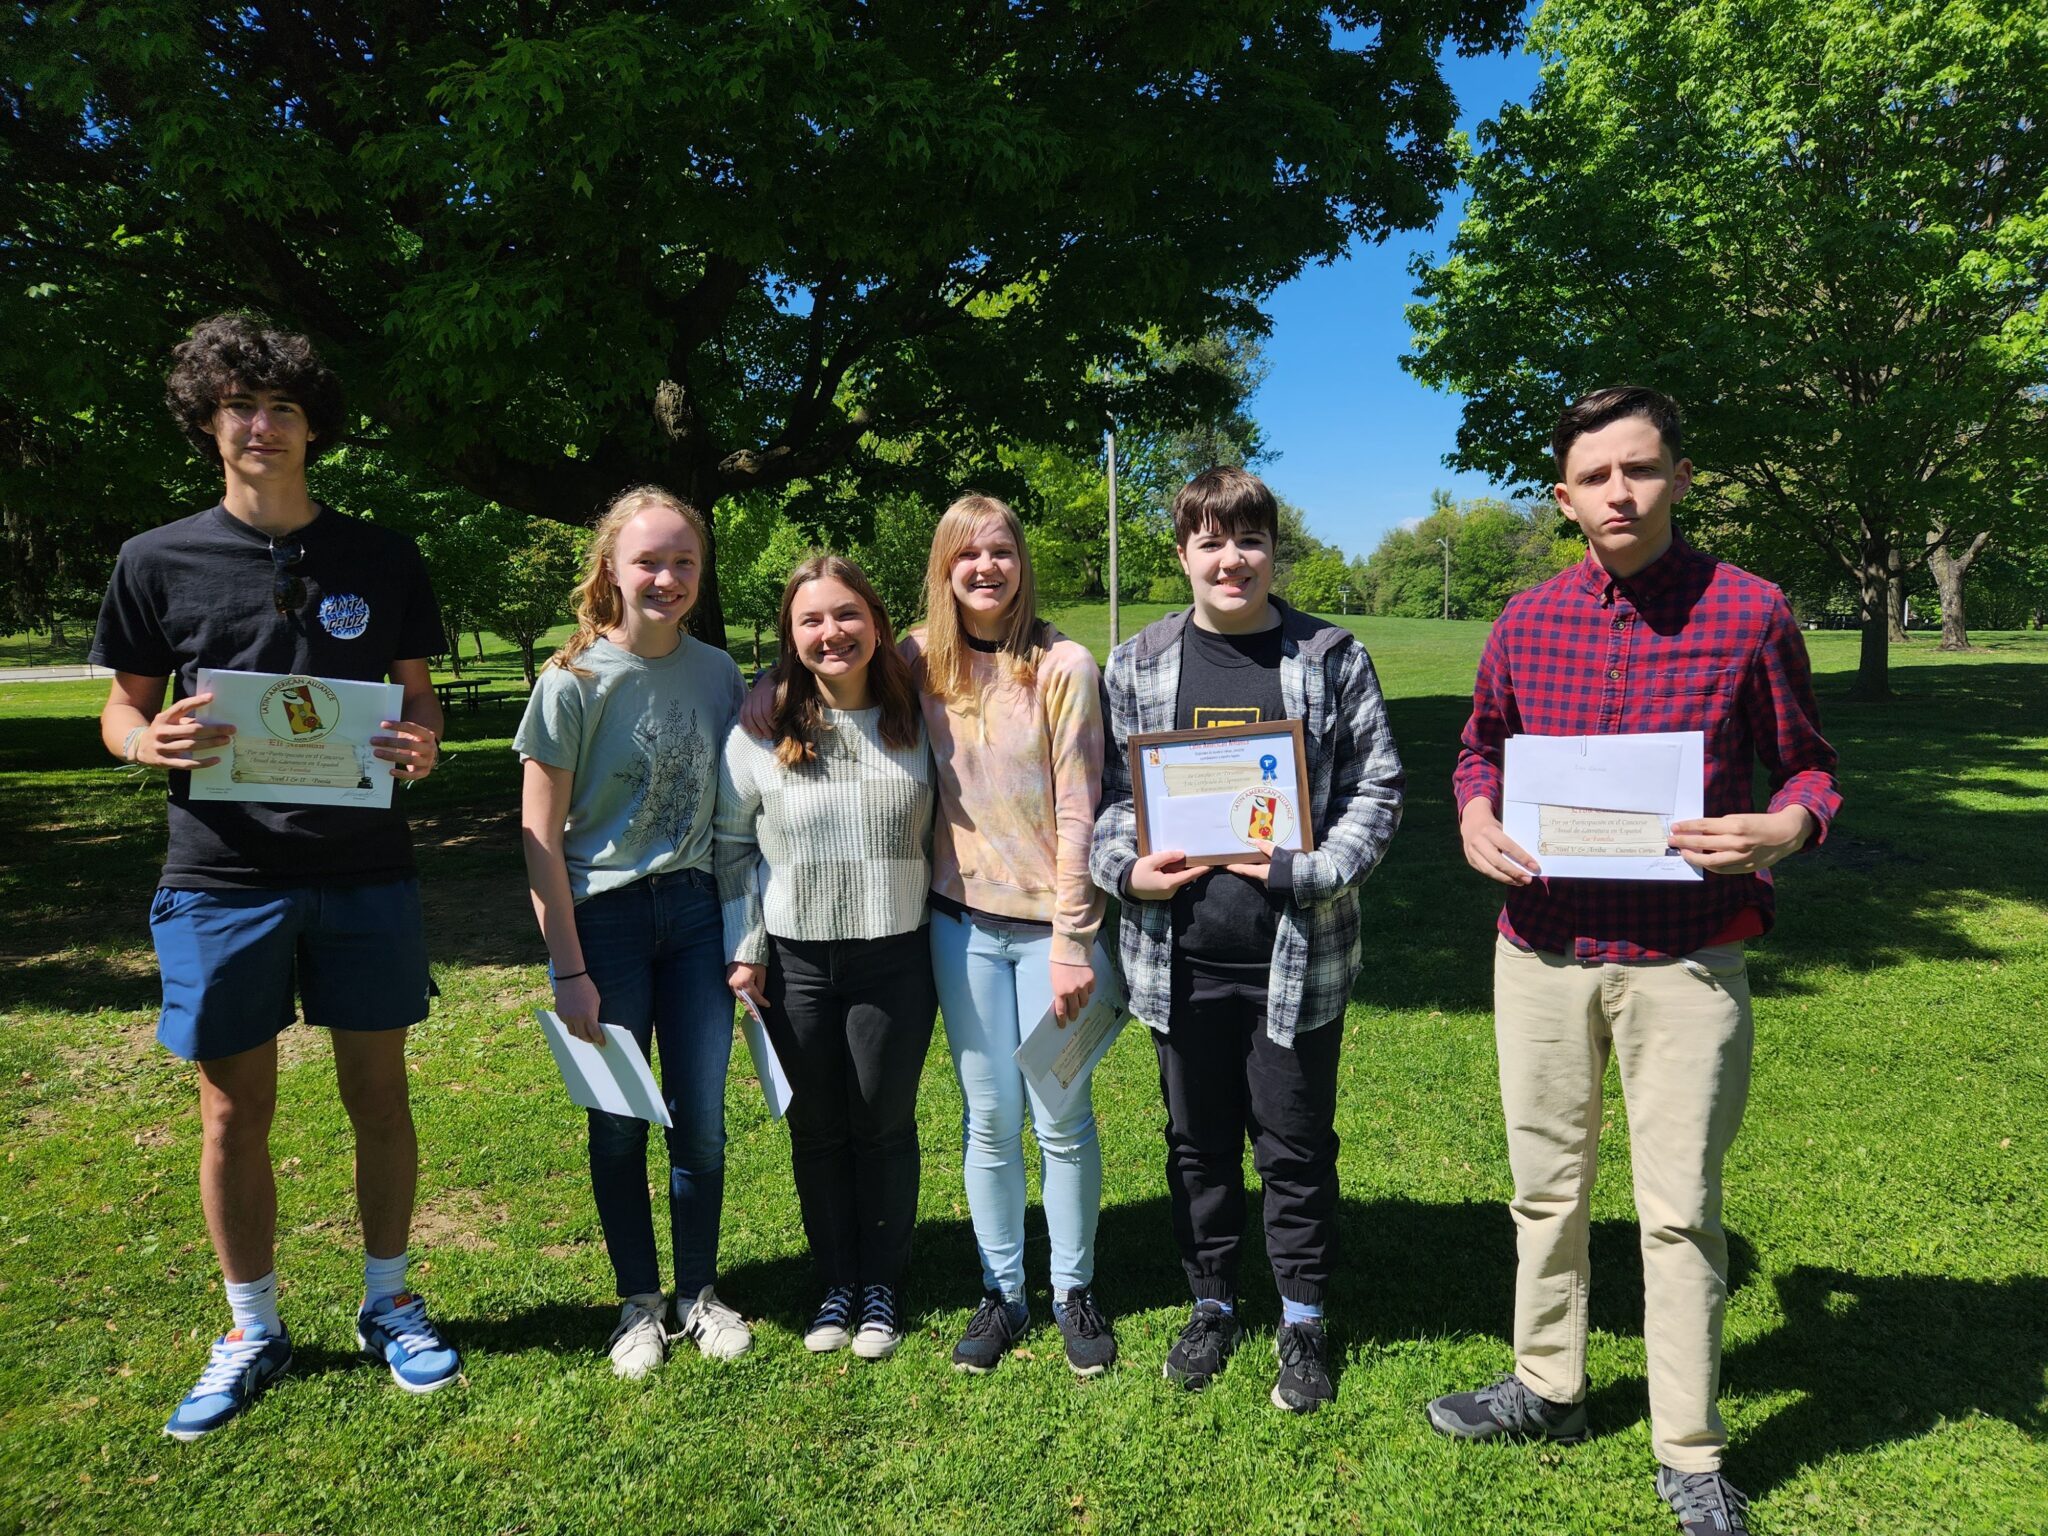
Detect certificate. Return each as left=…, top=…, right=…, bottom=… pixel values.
left=1011, top=941, right=1126, bottom=1124
left=534, top=1010, right=672, bottom=1127
left=1502, top=731, right=1705, bottom=882
left=735, top=992, right=793, bottom=1122
left=1129, top=719, right=1315, bottom=867
left=188, top=668, right=401, bottom=809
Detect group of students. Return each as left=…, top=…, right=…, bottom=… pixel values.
left=93, top=314, right=1837, bottom=1536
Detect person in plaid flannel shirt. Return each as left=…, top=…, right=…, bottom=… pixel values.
left=1427, top=387, right=1841, bottom=1536
left=1090, top=467, right=1405, bottom=1414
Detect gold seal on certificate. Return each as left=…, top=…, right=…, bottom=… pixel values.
left=189, top=667, right=403, bottom=809
left=1130, top=719, right=1315, bottom=867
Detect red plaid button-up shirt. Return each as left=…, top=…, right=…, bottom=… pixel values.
left=1453, top=537, right=1842, bottom=963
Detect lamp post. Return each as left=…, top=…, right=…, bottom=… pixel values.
left=1105, top=425, right=1120, bottom=652
left=1436, top=536, right=1452, bottom=621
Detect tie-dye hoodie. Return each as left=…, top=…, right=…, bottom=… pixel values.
left=902, top=624, right=1106, bottom=967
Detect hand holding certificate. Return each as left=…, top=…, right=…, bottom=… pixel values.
left=1129, top=720, right=1316, bottom=868
left=1013, top=943, right=1127, bottom=1124
left=535, top=1009, right=672, bottom=1126
left=188, top=668, right=404, bottom=808
left=1501, top=731, right=1705, bottom=882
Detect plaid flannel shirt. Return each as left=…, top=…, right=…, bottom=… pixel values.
left=1453, top=538, right=1842, bottom=962
left=1090, top=600, right=1405, bottom=1045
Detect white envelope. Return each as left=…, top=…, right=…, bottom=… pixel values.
left=534, top=1010, right=673, bottom=1126
left=1502, top=731, right=1705, bottom=883
left=735, top=992, right=793, bottom=1122
left=1505, top=735, right=1682, bottom=814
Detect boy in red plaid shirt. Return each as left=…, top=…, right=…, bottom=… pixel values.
left=1427, top=387, right=1840, bottom=1536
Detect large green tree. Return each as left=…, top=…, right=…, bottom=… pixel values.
left=5, top=0, right=1521, bottom=643
left=1404, top=0, right=2048, bottom=698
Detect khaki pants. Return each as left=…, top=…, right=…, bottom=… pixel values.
left=1492, top=934, right=1753, bottom=1472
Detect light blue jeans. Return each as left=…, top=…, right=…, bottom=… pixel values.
left=931, top=908, right=1102, bottom=1299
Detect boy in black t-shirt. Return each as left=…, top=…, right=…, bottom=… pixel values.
left=1090, top=469, right=1405, bottom=1411
left=90, top=315, right=459, bottom=1440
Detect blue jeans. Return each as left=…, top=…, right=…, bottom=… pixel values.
left=568, top=869, right=733, bottom=1299
left=931, top=909, right=1102, bottom=1298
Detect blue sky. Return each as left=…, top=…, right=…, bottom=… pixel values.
left=1253, top=39, right=1547, bottom=559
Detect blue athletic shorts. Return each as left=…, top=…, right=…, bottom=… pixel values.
left=148, top=879, right=432, bottom=1062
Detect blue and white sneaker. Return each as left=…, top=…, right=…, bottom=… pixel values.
left=356, top=1291, right=461, bottom=1394
left=163, top=1323, right=292, bottom=1441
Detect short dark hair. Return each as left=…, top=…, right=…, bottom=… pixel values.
left=1171, top=466, right=1279, bottom=547
left=165, top=313, right=346, bottom=462
left=1551, top=386, right=1683, bottom=478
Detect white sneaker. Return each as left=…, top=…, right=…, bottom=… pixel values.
left=803, top=1285, right=856, bottom=1353
left=850, top=1283, right=903, bottom=1361
left=607, top=1296, right=668, bottom=1380
left=676, top=1285, right=752, bottom=1360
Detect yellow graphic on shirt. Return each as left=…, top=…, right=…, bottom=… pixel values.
left=1193, top=706, right=1262, bottom=729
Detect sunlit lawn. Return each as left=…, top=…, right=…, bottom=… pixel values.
left=1, top=617, right=2042, bottom=1534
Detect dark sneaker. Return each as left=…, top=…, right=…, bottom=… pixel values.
left=850, top=1283, right=902, bottom=1361
left=1269, top=1320, right=1334, bottom=1413
left=1425, top=1371, right=1588, bottom=1443
left=1656, top=1467, right=1751, bottom=1535
left=951, top=1290, right=1027, bottom=1374
left=803, top=1285, right=855, bottom=1353
left=1162, top=1300, right=1242, bottom=1389
left=1054, top=1287, right=1117, bottom=1378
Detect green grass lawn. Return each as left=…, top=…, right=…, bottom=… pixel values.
left=1, top=616, right=2043, bottom=1535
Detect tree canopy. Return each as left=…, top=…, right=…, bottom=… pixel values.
left=5, top=0, right=1522, bottom=639
left=1404, top=0, right=2048, bottom=697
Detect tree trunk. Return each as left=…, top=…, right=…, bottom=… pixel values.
left=684, top=473, right=733, bottom=647
left=751, top=621, right=761, bottom=671
left=1926, top=523, right=1991, bottom=653
left=49, top=618, right=66, bottom=650
left=473, top=629, right=485, bottom=661
left=1850, top=527, right=1892, bottom=701
left=1886, top=549, right=1909, bottom=643
left=519, top=638, right=538, bottom=687
left=440, top=607, right=463, bottom=676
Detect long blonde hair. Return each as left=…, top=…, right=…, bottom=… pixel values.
left=546, top=484, right=710, bottom=677
left=920, top=493, right=1045, bottom=703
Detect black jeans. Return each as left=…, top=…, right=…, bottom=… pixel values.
left=766, top=927, right=937, bottom=1291
left=1154, top=971, right=1342, bottom=1307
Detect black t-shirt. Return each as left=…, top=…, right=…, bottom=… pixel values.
left=1171, top=620, right=1288, bottom=989
left=90, top=503, right=445, bottom=889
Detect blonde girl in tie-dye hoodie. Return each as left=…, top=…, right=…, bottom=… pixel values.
left=899, top=493, right=1117, bottom=1380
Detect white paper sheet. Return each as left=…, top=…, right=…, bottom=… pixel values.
left=188, top=667, right=402, bottom=808
left=534, top=1009, right=673, bottom=1126
left=1502, top=731, right=1705, bottom=882
left=735, top=992, right=793, bottom=1122
left=1136, top=730, right=1306, bottom=858
left=1012, top=942, right=1127, bottom=1123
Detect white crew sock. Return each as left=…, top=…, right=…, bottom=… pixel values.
left=363, top=1249, right=409, bottom=1306
left=225, top=1272, right=282, bottom=1335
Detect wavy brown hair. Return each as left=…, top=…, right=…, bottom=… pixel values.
left=165, top=312, right=347, bottom=461
left=919, top=493, right=1046, bottom=704
left=546, top=484, right=710, bottom=676
left=767, top=554, right=922, bottom=768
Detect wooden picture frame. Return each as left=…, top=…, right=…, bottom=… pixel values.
left=1128, top=718, right=1316, bottom=868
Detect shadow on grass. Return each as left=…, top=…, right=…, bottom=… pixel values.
left=449, top=1195, right=1756, bottom=1379
left=1726, top=1266, right=2048, bottom=1495
left=1354, top=667, right=2048, bottom=1011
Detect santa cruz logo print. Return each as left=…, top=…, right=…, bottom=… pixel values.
left=318, top=593, right=371, bottom=639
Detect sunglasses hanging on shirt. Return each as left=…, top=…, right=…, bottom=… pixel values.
left=269, top=535, right=309, bottom=617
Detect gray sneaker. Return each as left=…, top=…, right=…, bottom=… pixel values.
left=1656, top=1466, right=1751, bottom=1535
left=1425, top=1371, right=1588, bottom=1443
